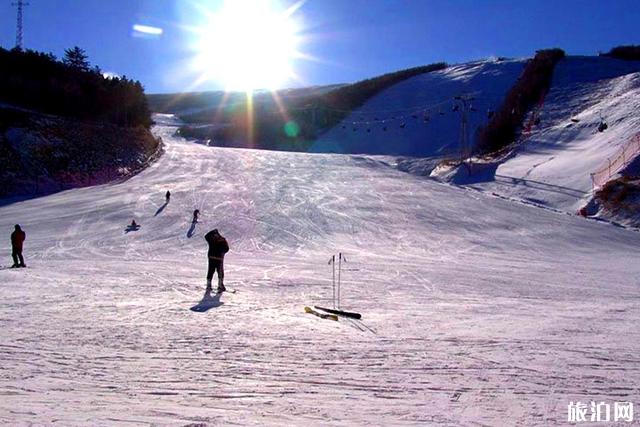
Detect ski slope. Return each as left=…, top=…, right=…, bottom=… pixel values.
left=313, top=59, right=526, bottom=156
left=1, top=117, right=640, bottom=425
left=463, top=56, right=640, bottom=213
left=311, top=56, right=640, bottom=217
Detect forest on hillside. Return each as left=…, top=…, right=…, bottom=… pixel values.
left=0, top=46, right=151, bottom=128
left=177, top=63, right=448, bottom=151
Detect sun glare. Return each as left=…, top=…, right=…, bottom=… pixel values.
left=194, top=0, right=302, bottom=92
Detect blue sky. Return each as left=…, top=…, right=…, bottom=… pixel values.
left=1, top=0, right=639, bottom=94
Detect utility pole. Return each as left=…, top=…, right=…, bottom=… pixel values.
left=454, top=94, right=474, bottom=173
left=12, top=0, right=29, bottom=50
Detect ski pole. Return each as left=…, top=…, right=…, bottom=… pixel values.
left=338, top=253, right=347, bottom=309
left=338, top=253, right=342, bottom=309
left=329, top=255, right=335, bottom=308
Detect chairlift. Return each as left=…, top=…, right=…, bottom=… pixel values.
left=598, top=121, right=608, bottom=132
left=597, top=111, right=608, bottom=132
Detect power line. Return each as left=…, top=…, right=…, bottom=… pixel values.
left=11, top=0, right=29, bottom=50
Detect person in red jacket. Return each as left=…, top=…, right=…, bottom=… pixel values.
left=204, top=229, right=229, bottom=293
left=10, top=224, right=26, bottom=268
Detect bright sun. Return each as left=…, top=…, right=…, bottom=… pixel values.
left=194, top=0, right=302, bottom=92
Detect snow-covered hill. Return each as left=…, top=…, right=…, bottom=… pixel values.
left=313, top=59, right=526, bottom=156
left=1, top=119, right=640, bottom=425
left=312, top=56, right=640, bottom=222
left=462, top=56, right=640, bottom=213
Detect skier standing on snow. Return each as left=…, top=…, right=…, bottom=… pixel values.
left=165, top=190, right=171, bottom=203
left=204, top=228, right=229, bottom=293
left=10, top=224, right=26, bottom=268
left=192, top=209, right=200, bottom=223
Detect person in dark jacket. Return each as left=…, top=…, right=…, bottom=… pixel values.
left=204, top=228, right=229, bottom=292
left=165, top=191, right=171, bottom=202
left=10, top=224, right=26, bottom=268
left=192, top=209, right=200, bottom=223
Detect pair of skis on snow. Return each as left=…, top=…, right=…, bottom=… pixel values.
left=304, top=305, right=361, bottom=321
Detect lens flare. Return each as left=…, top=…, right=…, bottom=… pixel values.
left=132, top=24, right=163, bottom=37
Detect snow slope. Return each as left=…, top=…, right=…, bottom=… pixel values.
left=1, top=118, right=640, bottom=425
left=312, top=59, right=526, bottom=156
left=311, top=55, right=640, bottom=217
left=463, top=56, right=640, bottom=212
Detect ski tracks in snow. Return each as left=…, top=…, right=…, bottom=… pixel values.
left=2, top=124, right=640, bottom=425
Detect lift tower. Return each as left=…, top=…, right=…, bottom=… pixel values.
left=12, top=0, right=29, bottom=50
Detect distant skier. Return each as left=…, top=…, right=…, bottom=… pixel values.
left=10, top=224, right=26, bottom=268
left=165, top=190, right=171, bottom=202
left=192, top=209, right=200, bottom=223
left=204, top=228, right=229, bottom=293
left=125, top=220, right=140, bottom=233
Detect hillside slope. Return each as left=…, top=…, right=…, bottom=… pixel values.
left=0, top=106, right=161, bottom=199
left=455, top=56, right=640, bottom=213
left=1, top=117, right=639, bottom=425
left=312, top=59, right=526, bottom=156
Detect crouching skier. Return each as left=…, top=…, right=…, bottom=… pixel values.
left=204, top=229, right=229, bottom=293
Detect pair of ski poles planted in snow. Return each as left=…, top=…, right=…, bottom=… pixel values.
left=304, top=253, right=361, bottom=321
left=328, top=252, right=346, bottom=309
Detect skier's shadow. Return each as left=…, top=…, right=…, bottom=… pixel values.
left=154, top=201, right=169, bottom=216
left=124, top=225, right=141, bottom=234
left=187, top=221, right=197, bottom=238
left=190, top=289, right=224, bottom=312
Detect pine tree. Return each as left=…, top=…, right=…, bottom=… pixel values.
left=63, top=46, right=90, bottom=71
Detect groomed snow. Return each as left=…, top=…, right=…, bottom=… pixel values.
left=1, top=119, right=640, bottom=425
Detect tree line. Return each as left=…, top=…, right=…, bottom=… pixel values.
left=600, top=45, right=640, bottom=61
left=0, top=46, right=151, bottom=128
left=476, top=48, right=566, bottom=154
